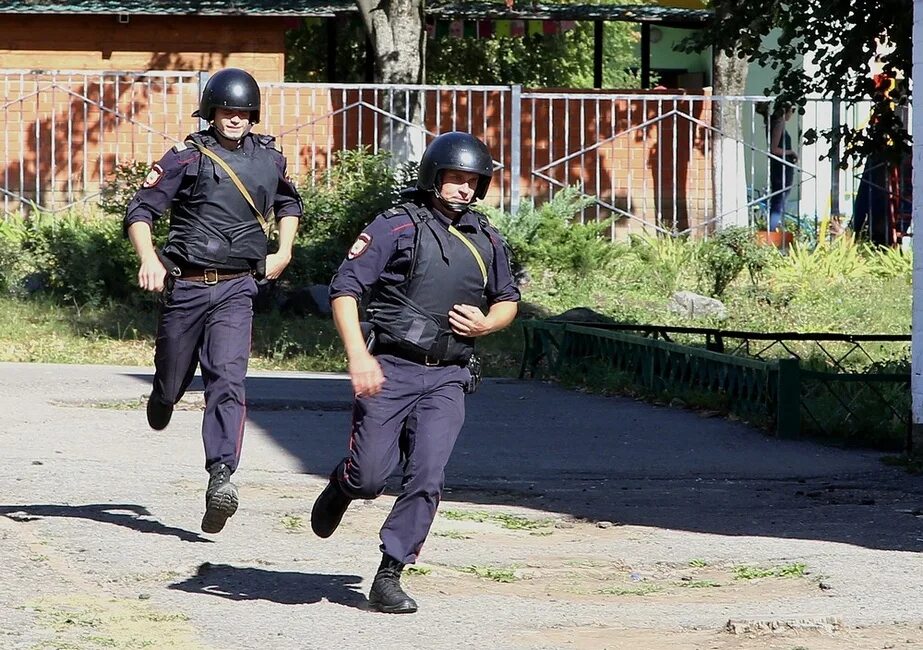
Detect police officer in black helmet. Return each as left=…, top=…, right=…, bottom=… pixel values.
left=124, top=68, right=303, bottom=534
left=311, top=132, right=520, bottom=613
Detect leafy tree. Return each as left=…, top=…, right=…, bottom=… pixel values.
left=285, top=3, right=642, bottom=88
left=428, top=21, right=641, bottom=88
left=681, top=0, right=911, bottom=165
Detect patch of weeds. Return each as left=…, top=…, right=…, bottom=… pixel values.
left=432, top=530, right=471, bottom=540
left=30, top=555, right=49, bottom=562
left=138, top=612, right=190, bottom=623
left=491, top=513, right=554, bottom=530
left=280, top=514, right=305, bottom=531
left=441, top=509, right=489, bottom=523
left=461, top=565, right=518, bottom=583
left=84, top=636, right=118, bottom=647
left=440, top=509, right=553, bottom=531
left=678, top=580, right=721, bottom=589
left=688, top=559, right=708, bottom=568
left=405, top=566, right=431, bottom=576
left=733, top=562, right=806, bottom=580
left=881, top=454, right=923, bottom=474
left=597, top=584, right=662, bottom=596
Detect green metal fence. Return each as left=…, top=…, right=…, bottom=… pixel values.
left=519, top=320, right=910, bottom=451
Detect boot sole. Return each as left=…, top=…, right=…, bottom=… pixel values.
left=201, top=484, right=238, bottom=534
left=146, top=398, right=173, bottom=430
left=368, top=600, right=418, bottom=614
left=310, top=487, right=350, bottom=539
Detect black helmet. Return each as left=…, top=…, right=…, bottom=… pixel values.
left=416, top=132, right=493, bottom=200
left=192, top=68, right=261, bottom=123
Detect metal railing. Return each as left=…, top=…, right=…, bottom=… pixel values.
left=1, top=71, right=909, bottom=245
left=520, top=320, right=910, bottom=450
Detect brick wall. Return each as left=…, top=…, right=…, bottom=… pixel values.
left=0, top=15, right=286, bottom=81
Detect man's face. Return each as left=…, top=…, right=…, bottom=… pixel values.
left=213, top=107, right=252, bottom=140
left=438, top=170, right=480, bottom=205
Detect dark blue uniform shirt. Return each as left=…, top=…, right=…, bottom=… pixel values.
left=123, top=130, right=302, bottom=230
left=330, top=204, right=521, bottom=306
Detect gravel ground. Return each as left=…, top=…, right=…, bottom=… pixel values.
left=0, top=361, right=921, bottom=650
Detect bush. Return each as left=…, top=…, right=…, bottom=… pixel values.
left=1, top=209, right=169, bottom=306
left=289, top=148, right=415, bottom=286
left=697, top=226, right=774, bottom=297
left=100, top=160, right=154, bottom=217
left=483, top=187, right=615, bottom=276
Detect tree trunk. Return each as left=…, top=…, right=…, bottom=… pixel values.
left=355, top=0, right=426, bottom=161
left=712, top=47, right=750, bottom=229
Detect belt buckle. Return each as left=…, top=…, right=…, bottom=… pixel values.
left=423, top=355, right=440, bottom=367
left=203, top=268, right=219, bottom=285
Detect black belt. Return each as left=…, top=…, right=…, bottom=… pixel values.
left=176, top=267, right=252, bottom=285
left=374, top=344, right=462, bottom=367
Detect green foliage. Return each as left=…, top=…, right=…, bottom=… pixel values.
left=680, top=0, right=910, bottom=165
left=697, top=226, right=774, bottom=297
left=733, top=563, right=807, bottom=580
left=0, top=209, right=171, bottom=306
left=624, top=234, right=697, bottom=296
left=484, top=187, right=614, bottom=275
left=285, top=16, right=369, bottom=82
left=291, top=148, right=415, bottom=285
left=428, top=20, right=642, bottom=88
left=0, top=217, right=31, bottom=294
left=284, top=7, right=643, bottom=88
left=99, top=161, right=154, bottom=217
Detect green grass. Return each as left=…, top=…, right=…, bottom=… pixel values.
left=439, top=509, right=554, bottom=531
left=405, top=566, right=432, bottom=576
left=733, top=562, right=807, bottom=580
left=460, top=565, right=518, bottom=582
left=678, top=580, right=721, bottom=588
left=687, top=559, right=708, bottom=568
left=432, top=530, right=472, bottom=540
left=597, top=584, right=662, bottom=596
left=0, top=296, right=524, bottom=376
left=280, top=514, right=306, bottom=531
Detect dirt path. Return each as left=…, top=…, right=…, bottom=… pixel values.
left=1, top=362, right=921, bottom=649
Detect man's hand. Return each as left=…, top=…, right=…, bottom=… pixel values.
left=137, top=254, right=167, bottom=293
left=349, top=350, right=385, bottom=398
left=264, top=251, right=292, bottom=280
left=449, top=303, right=492, bottom=338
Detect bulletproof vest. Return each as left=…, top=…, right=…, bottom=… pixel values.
left=368, top=202, right=494, bottom=362
left=163, top=131, right=278, bottom=268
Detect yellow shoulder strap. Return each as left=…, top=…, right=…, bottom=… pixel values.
left=190, top=141, right=271, bottom=236
left=447, top=224, right=488, bottom=287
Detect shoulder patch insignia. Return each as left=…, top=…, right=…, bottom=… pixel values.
left=141, top=164, right=164, bottom=188
left=347, top=233, right=372, bottom=260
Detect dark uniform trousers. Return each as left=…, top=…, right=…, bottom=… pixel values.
left=153, top=275, right=257, bottom=473
left=334, top=353, right=470, bottom=565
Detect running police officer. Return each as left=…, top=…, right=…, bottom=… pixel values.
left=124, top=67, right=303, bottom=534
left=310, top=131, right=520, bottom=613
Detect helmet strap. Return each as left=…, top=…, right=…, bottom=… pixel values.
left=430, top=188, right=471, bottom=215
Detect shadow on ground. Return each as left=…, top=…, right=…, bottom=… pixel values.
left=169, top=562, right=366, bottom=608
left=0, top=503, right=211, bottom=543
left=120, top=373, right=923, bottom=554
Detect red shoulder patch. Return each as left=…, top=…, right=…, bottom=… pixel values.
left=347, top=233, right=372, bottom=260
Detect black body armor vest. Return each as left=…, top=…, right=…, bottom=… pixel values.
left=163, top=131, right=277, bottom=269
left=368, top=202, right=494, bottom=363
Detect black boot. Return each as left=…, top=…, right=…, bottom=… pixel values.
left=200, top=463, right=238, bottom=534
left=146, top=391, right=174, bottom=430
left=310, top=476, right=351, bottom=539
left=368, top=554, right=418, bottom=614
